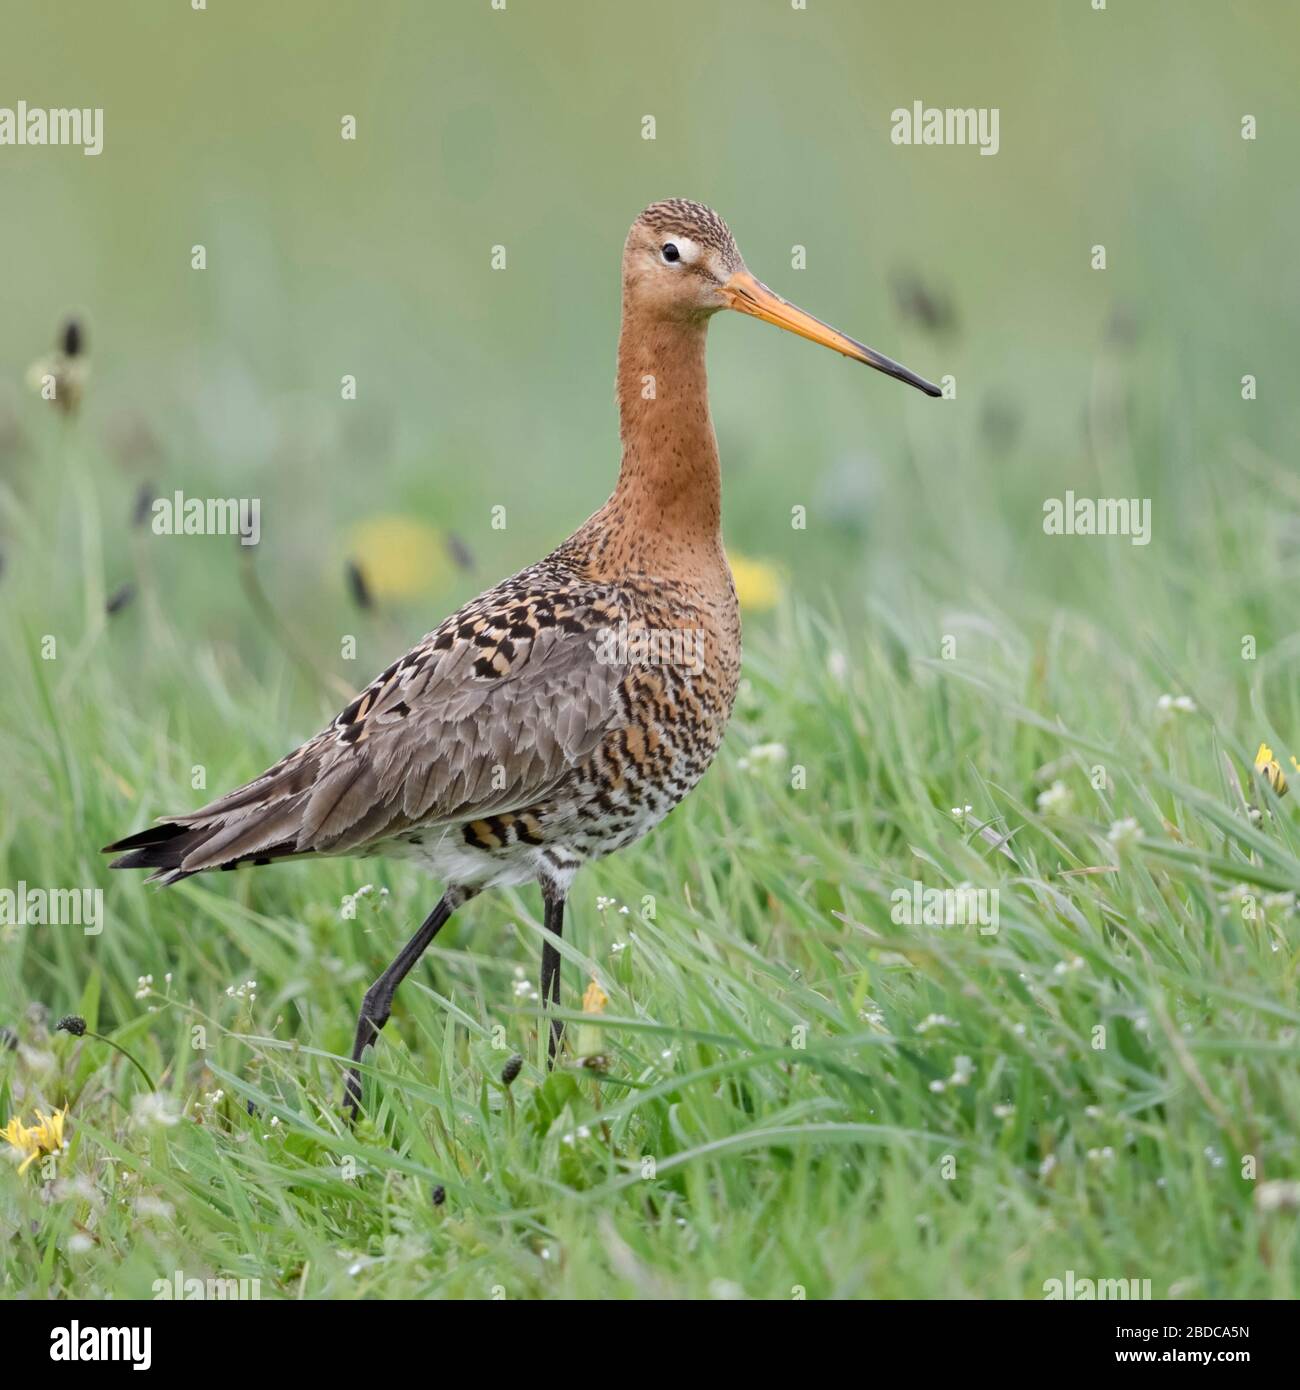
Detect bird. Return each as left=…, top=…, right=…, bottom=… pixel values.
left=103, top=199, right=939, bottom=1113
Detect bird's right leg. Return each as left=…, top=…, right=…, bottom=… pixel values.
left=343, top=886, right=473, bottom=1115
left=540, top=883, right=567, bottom=1065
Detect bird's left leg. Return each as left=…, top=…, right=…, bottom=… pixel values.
left=343, top=884, right=475, bottom=1115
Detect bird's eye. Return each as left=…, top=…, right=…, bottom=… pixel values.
left=661, top=242, right=681, bottom=264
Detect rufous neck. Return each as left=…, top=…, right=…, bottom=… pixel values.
left=610, top=306, right=721, bottom=546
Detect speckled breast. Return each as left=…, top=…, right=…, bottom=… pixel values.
left=533, top=573, right=740, bottom=860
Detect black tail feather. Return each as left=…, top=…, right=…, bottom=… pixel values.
left=103, top=820, right=306, bottom=884
left=103, top=822, right=217, bottom=883
left=102, top=822, right=191, bottom=855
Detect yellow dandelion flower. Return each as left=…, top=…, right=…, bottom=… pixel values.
left=1255, top=743, right=1288, bottom=797
left=581, top=978, right=608, bottom=1015
left=345, top=516, right=450, bottom=601
left=3, top=1106, right=68, bottom=1175
left=728, top=553, right=782, bottom=613
left=0, top=1115, right=30, bottom=1162
left=575, top=977, right=609, bottom=1067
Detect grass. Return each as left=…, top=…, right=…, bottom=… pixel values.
left=3, top=378, right=1300, bottom=1300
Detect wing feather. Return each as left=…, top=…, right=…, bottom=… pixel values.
left=132, top=565, right=625, bottom=874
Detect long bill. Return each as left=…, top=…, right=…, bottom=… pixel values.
left=719, top=270, right=941, bottom=397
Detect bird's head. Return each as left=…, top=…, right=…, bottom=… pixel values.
left=624, top=198, right=940, bottom=397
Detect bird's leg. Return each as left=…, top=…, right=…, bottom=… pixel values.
left=343, top=887, right=472, bottom=1115
left=540, top=884, right=566, bottom=1065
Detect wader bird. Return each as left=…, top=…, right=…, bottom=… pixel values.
left=105, top=200, right=939, bottom=1112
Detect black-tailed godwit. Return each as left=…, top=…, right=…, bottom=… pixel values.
left=104, top=199, right=939, bottom=1112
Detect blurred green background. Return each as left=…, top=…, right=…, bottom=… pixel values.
left=2, top=0, right=1296, bottom=690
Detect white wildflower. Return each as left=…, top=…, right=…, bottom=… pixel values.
left=133, top=1195, right=175, bottom=1220
left=131, top=1092, right=181, bottom=1129
left=1256, top=1180, right=1300, bottom=1214
left=1107, top=817, right=1143, bottom=853
left=1036, top=780, right=1073, bottom=815
left=1156, top=693, right=1196, bottom=720
left=738, top=742, right=787, bottom=772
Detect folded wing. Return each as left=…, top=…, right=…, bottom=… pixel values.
left=104, top=573, right=625, bottom=882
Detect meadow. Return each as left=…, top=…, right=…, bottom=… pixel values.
left=3, top=382, right=1299, bottom=1298
left=2, top=0, right=1298, bottom=1301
